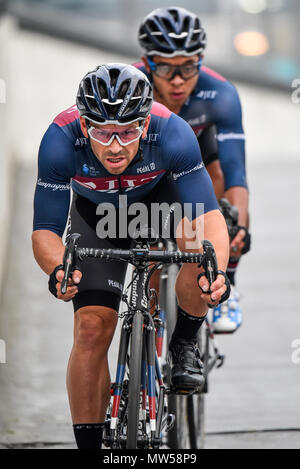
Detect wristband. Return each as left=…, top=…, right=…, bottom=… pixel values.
left=238, top=226, right=251, bottom=255
left=48, top=264, right=64, bottom=298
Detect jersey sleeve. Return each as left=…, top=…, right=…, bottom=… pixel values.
left=215, top=82, right=247, bottom=190
left=163, top=113, right=219, bottom=219
left=33, top=123, right=76, bottom=237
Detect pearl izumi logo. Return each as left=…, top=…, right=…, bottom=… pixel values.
left=0, top=339, right=6, bottom=364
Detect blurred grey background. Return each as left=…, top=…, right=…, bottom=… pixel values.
left=0, top=0, right=299, bottom=449
left=7, top=0, right=300, bottom=89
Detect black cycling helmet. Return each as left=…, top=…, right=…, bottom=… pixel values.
left=138, top=6, right=206, bottom=57
left=76, top=63, right=153, bottom=124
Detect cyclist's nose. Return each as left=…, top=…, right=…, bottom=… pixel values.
left=169, top=73, right=185, bottom=86
left=108, top=135, right=124, bottom=152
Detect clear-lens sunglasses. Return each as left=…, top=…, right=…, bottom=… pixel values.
left=87, top=121, right=145, bottom=146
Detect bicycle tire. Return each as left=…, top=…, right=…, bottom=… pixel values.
left=187, top=392, right=205, bottom=449
left=126, top=311, right=144, bottom=449
left=161, top=263, right=183, bottom=449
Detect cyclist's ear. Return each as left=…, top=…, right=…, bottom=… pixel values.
left=79, top=117, right=89, bottom=138
left=141, top=56, right=151, bottom=73
left=142, top=115, right=151, bottom=139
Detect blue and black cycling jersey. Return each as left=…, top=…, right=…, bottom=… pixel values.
left=134, top=62, right=247, bottom=191
left=33, top=102, right=219, bottom=237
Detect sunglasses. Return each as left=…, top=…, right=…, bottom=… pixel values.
left=147, top=57, right=202, bottom=81
left=87, top=121, right=145, bottom=146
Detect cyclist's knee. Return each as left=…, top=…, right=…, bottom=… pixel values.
left=74, top=305, right=118, bottom=352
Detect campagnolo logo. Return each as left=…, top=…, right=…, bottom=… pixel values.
left=37, top=179, right=70, bottom=191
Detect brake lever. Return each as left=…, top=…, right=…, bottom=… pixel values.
left=61, top=233, right=81, bottom=295
left=201, top=240, right=218, bottom=291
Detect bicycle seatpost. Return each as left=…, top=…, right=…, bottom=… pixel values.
left=61, top=233, right=81, bottom=295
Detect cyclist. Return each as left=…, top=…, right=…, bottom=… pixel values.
left=32, top=64, right=230, bottom=449
left=135, top=6, right=251, bottom=333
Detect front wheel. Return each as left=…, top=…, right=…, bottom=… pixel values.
left=126, top=311, right=144, bottom=449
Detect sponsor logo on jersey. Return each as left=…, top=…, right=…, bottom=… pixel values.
left=73, top=169, right=166, bottom=194
left=75, top=137, right=88, bottom=147
left=137, top=162, right=156, bottom=174
left=196, top=90, right=218, bottom=100
left=82, top=164, right=97, bottom=176
left=108, top=279, right=123, bottom=292
left=143, top=133, right=159, bottom=143
left=37, top=178, right=70, bottom=191
left=217, top=132, right=245, bottom=142
left=187, top=115, right=207, bottom=127
left=172, top=162, right=204, bottom=181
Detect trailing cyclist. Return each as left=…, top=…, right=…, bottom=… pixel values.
left=32, top=64, right=230, bottom=449
left=136, top=6, right=251, bottom=333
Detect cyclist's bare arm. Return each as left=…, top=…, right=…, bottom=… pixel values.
left=225, top=186, right=249, bottom=228
left=32, top=230, right=65, bottom=274
left=32, top=230, right=81, bottom=300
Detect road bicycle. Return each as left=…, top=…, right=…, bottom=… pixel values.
left=61, top=233, right=224, bottom=449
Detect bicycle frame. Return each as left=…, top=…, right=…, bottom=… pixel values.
left=108, top=261, right=168, bottom=449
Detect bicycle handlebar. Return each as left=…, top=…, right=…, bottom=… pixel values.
left=76, top=247, right=204, bottom=264
left=61, top=233, right=219, bottom=295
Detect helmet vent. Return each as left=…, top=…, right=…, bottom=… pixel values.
left=169, top=8, right=180, bottom=24
left=96, top=78, right=108, bottom=100
left=118, top=79, right=130, bottom=100
left=109, top=68, right=121, bottom=89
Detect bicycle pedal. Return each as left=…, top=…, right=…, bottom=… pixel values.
left=169, top=385, right=198, bottom=396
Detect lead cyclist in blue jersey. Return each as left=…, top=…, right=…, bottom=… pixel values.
left=32, top=64, right=230, bottom=449
left=135, top=6, right=251, bottom=333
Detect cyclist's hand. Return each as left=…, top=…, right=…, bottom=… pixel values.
left=56, top=269, right=82, bottom=301
left=48, top=266, right=82, bottom=301
left=230, top=226, right=251, bottom=257
left=198, top=273, right=230, bottom=307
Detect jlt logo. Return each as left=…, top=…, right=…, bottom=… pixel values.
left=0, top=339, right=6, bottom=364
left=0, top=79, right=6, bottom=104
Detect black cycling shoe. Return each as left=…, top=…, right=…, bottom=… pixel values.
left=168, top=338, right=204, bottom=391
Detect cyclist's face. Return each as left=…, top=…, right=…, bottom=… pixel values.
left=80, top=116, right=151, bottom=175
left=143, top=54, right=200, bottom=113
